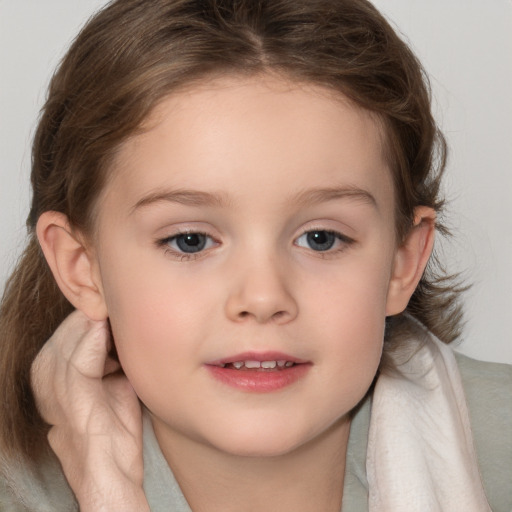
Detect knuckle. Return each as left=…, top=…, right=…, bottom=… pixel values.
left=46, top=427, right=62, bottom=451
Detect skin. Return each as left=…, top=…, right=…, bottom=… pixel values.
left=30, top=312, right=149, bottom=512
left=36, top=74, right=435, bottom=511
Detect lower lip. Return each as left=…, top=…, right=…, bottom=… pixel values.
left=205, top=364, right=311, bottom=392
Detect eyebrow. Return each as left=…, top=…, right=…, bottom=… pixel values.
left=130, top=184, right=377, bottom=214
left=130, top=189, right=229, bottom=213
left=291, top=186, right=378, bottom=210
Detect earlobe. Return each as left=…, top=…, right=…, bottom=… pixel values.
left=36, top=211, right=108, bottom=321
left=385, top=207, right=436, bottom=316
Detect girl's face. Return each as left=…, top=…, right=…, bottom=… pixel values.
left=92, top=74, right=400, bottom=457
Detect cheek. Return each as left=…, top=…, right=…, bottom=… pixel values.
left=99, top=258, right=221, bottom=384
left=303, top=249, right=392, bottom=327
left=302, top=253, right=391, bottom=388
left=102, top=250, right=205, bottom=328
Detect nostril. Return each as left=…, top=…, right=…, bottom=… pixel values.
left=272, top=311, right=287, bottom=321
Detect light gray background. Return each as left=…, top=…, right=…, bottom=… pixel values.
left=1, top=1, right=511, bottom=363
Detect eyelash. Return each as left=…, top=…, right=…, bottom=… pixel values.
left=156, top=228, right=355, bottom=261
left=294, top=229, right=355, bottom=257
left=156, top=230, right=218, bottom=261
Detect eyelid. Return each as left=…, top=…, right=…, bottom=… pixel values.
left=154, top=222, right=355, bottom=261
left=294, top=229, right=353, bottom=244
left=294, top=221, right=355, bottom=242
left=293, top=227, right=356, bottom=254
left=155, top=228, right=220, bottom=260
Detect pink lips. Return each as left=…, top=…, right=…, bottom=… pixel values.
left=205, top=351, right=311, bottom=393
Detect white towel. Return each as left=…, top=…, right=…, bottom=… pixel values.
left=367, top=327, right=491, bottom=511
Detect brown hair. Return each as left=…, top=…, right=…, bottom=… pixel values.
left=0, top=0, right=463, bottom=463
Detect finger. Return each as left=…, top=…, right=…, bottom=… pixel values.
left=30, top=310, right=89, bottom=390
left=31, top=310, right=104, bottom=394
left=45, top=310, right=97, bottom=357
left=30, top=349, right=56, bottom=421
left=31, top=310, right=108, bottom=422
left=67, top=319, right=110, bottom=379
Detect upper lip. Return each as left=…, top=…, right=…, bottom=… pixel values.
left=206, top=351, right=309, bottom=366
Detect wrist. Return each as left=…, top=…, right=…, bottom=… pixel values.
left=72, top=459, right=148, bottom=512
left=77, top=484, right=150, bottom=512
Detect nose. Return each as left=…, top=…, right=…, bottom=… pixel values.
left=224, top=256, right=299, bottom=324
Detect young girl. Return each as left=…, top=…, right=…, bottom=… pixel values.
left=0, top=0, right=510, bottom=510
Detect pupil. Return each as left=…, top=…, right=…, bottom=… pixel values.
left=176, top=234, right=206, bottom=253
left=307, top=231, right=335, bottom=251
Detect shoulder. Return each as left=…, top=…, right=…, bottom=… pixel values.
left=455, top=352, right=512, bottom=511
left=0, top=473, right=26, bottom=511
left=0, top=455, right=77, bottom=512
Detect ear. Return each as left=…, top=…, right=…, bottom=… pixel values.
left=36, top=211, right=108, bottom=321
left=386, top=206, right=436, bottom=316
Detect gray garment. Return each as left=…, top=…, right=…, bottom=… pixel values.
left=1, top=352, right=511, bottom=511
left=455, top=353, right=512, bottom=512
left=139, top=352, right=512, bottom=512
left=140, top=394, right=371, bottom=512
left=142, top=412, right=192, bottom=511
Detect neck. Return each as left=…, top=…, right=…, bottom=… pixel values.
left=152, top=416, right=350, bottom=512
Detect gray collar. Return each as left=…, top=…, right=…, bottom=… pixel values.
left=142, top=397, right=370, bottom=512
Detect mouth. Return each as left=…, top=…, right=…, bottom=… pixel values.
left=205, top=352, right=311, bottom=392
left=217, top=359, right=296, bottom=370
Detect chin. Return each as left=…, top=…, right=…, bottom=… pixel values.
left=204, top=422, right=317, bottom=459
left=217, top=439, right=301, bottom=459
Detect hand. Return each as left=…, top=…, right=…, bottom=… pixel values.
left=30, top=310, right=150, bottom=512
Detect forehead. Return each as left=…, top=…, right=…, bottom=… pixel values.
left=104, top=74, right=394, bottom=216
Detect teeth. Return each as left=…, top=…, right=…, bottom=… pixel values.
left=225, top=360, right=296, bottom=369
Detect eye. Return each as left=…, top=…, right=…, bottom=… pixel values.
left=162, top=232, right=215, bottom=254
left=295, top=230, right=352, bottom=252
